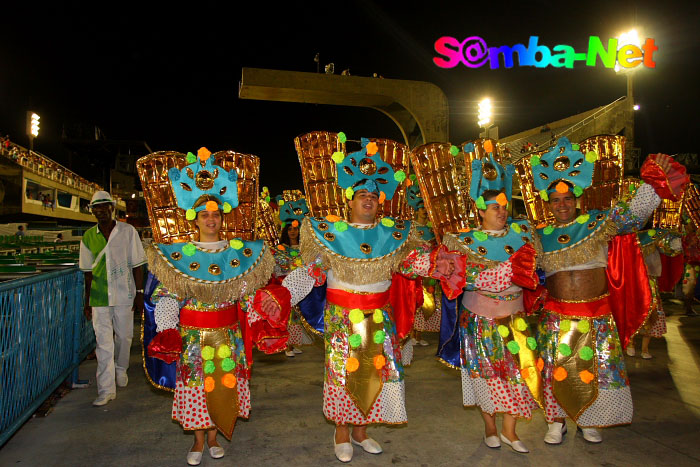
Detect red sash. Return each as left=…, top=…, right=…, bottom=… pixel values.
left=544, top=295, right=611, bottom=318
left=180, top=306, right=237, bottom=328
left=326, top=288, right=390, bottom=310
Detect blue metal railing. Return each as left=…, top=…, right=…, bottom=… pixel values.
left=0, top=268, right=94, bottom=446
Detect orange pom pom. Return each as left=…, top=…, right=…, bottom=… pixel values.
left=373, top=354, right=386, bottom=370
left=536, top=357, right=544, bottom=372
left=292, top=220, right=299, bottom=227
left=458, top=227, right=471, bottom=233
left=276, top=244, right=286, bottom=251
left=205, top=200, right=218, bottom=211
left=483, top=140, right=494, bottom=153
left=221, top=373, right=237, bottom=388
left=520, top=368, right=530, bottom=379
left=405, top=179, right=413, bottom=186
left=536, top=222, right=548, bottom=229
left=326, top=215, right=341, bottom=222
left=198, top=147, right=212, bottom=161
left=555, top=181, right=569, bottom=194
left=553, top=366, right=568, bottom=382
left=346, top=357, right=360, bottom=373
left=496, top=192, right=508, bottom=206
left=366, top=142, right=378, bottom=155
left=579, top=369, right=594, bottom=384
left=378, top=191, right=386, bottom=204
left=204, top=376, right=215, bottom=392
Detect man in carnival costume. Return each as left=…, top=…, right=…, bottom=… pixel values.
left=284, top=133, right=522, bottom=462
left=528, top=137, right=687, bottom=444
left=137, top=147, right=291, bottom=465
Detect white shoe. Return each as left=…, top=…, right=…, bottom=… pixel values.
left=500, top=434, right=529, bottom=453
left=417, top=339, right=429, bottom=346
left=483, top=435, right=501, bottom=448
left=351, top=436, right=382, bottom=454
left=116, top=373, right=128, bottom=387
left=92, top=393, right=116, bottom=406
left=544, top=422, right=567, bottom=444
left=285, top=350, right=295, bottom=357
left=641, top=352, right=652, bottom=359
left=626, top=346, right=636, bottom=357
left=407, top=338, right=417, bottom=346
left=292, top=347, right=303, bottom=354
left=208, top=446, right=225, bottom=459
left=334, top=430, right=353, bottom=462
left=187, top=450, right=203, bottom=466
left=581, top=427, right=602, bottom=443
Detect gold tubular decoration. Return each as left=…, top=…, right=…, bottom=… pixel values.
left=515, top=155, right=555, bottom=226
left=136, top=150, right=260, bottom=244
left=681, top=184, right=700, bottom=229
left=200, top=329, right=239, bottom=440
left=255, top=197, right=280, bottom=245
left=282, top=189, right=304, bottom=202
left=577, top=135, right=625, bottom=212
left=552, top=318, right=598, bottom=421
left=299, top=218, right=420, bottom=285
left=346, top=312, right=384, bottom=416
left=410, top=143, right=470, bottom=242
left=146, top=243, right=274, bottom=304
left=373, top=138, right=411, bottom=220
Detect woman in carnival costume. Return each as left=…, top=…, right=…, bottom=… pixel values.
left=273, top=196, right=314, bottom=356
left=525, top=137, right=687, bottom=444
left=425, top=141, right=542, bottom=453
left=138, top=148, right=291, bottom=465
left=284, top=133, right=521, bottom=462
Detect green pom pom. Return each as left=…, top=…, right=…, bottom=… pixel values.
left=289, top=250, right=299, bottom=257
left=373, top=330, right=386, bottom=344
left=345, top=187, right=354, bottom=200
left=409, top=174, right=417, bottom=181
left=475, top=196, right=487, bottom=210
left=576, top=214, right=590, bottom=224
left=229, top=239, right=244, bottom=250
left=349, top=333, right=362, bottom=348
left=186, top=152, right=197, bottom=164
left=337, top=132, right=347, bottom=143
left=511, top=223, right=521, bottom=233
left=585, top=150, right=598, bottom=163
left=372, top=310, right=384, bottom=323
left=473, top=231, right=488, bottom=242
left=334, top=221, right=348, bottom=232
left=349, top=309, right=364, bottom=324
left=426, top=221, right=433, bottom=228
left=381, top=218, right=395, bottom=227
left=543, top=226, right=554, bottom=235
left=497, top=325, right=510, bottom=338
left=648, top=229, right=657, bottom=237
left=530, top=155, right=541, bottom=166
left=629, top=184, right=636, bottom=193
left=507, top=341, right=521, bottom=354
left=280, top=221, right=286, bottom=228
left=560, top=319, right=571, bottom=332
left=428, top=278, right=438, bottom=286
left=332, top=151, right=345, bottom=164
left=182, top=243, right=196, bottom=256
left=573, top=185, right=584, bottom=197
left=558, top=343, right=572, bottom=357
left=201, top=346, right=215, bottom=361
left=265, top=196, right=270, bottom=203
left=579, top=346, right=594, bottom=361
left=527, top=336, right=537, bottom=350
left=217, top=345, right=231, bottom=359
left=449, top=145, right=459, bottom=156
left=223, top=202, right=232, bottom=214
left=515, top=317, right=527, bottom=331
left=221, top=357, right=236, bottom=372
left=204, top=360, right=216, bottom=374
left=539, top=189, right=549, bottom=201
left=572, top=144, right=580, bottom=150
left=394, top=170, right=407, bottom=182
left=186, top=209, right=197, bottom=221
left=278, top=200, right=285, bottom=206
left=576, top=319, right=590, bottom=334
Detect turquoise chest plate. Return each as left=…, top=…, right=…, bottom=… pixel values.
left=415, top=224, right=435, bottom=242
left=308, top=217, right=412, bottom=259
left=154, top=239, right=265, bottom=282
left=457, top=219, right=532, bottom=262
left=537, top=209, right=610, bottom=254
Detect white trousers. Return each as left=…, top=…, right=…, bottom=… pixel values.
left=92, top=306, right=133, bottom=395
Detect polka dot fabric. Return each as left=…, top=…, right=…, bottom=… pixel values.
left=154, top=297, right=180, bottom=332
left=639, top=309, right=666, bottom=338
left=323, top=381, right=407, bottom=425
left=171, top=378, right=251, bottom=430
left=577, top=387, right=633, bottom=427
left=461, top=370, right=539, bottom=419
left=414, top=304, right=441, bottom=332
left=474, top=261, right=513, bottom=293
left=401, top=339, right=414, bottom=366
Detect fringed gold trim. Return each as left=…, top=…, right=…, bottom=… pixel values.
left=538, top=216, right=618, bottom=272
left=436, top=356, right=461, bottom=371
left=146, top=243, right=274, bottom=303
left=298, top=312, right=324, bottom=338
left=141, top=309, right=175, bottom=393
left=300, top=218, right=417, bottom=285
left=442, top=233, right=499, bottom=268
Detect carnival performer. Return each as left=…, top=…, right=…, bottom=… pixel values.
left=627, top=229, right=682, bottom=359
left=681, top=219, right=700, bottom=316
left=528, top=137, right=687, bottom=444
left=284, top=135, right=527, bottom=462
left=138, top=148, right=291, bottom=466
left=439, top=152, right=542, bottom=454
left=273, top=197, right=314, bottom=356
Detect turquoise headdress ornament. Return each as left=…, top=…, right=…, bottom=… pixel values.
left=530, top=137, right=596, bottom=201
left=167, top=147, right=239, bottom=220
left=469, top=152, right=515, bottom=210
left=279, top=198, right=309, bottom=226
left=333, top=135, right=405, bottom=200
left=406, top=184, right=424, bottom=210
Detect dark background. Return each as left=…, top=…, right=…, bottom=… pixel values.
left=1, top=0, right=697, bottom=193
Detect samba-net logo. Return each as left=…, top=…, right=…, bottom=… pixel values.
left=433, top=36, right=657, bottom=69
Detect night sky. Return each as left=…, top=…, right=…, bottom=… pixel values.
left=1, top=0, right=698, bottom=194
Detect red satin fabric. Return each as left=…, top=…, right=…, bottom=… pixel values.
left=658, top=253, right=685, bottom=292
left=640, top=155, right=689, bottom=201
left=430, top=245, right=467, bottom=300
left=388, top=274, right=423, bottom=340
left=510, top=243, right=538, bottom=290
left=606, top=234, right=652, bottom=349
left=544, top=295, right=612, bottom=317
left=523, top=285, right=548, bottom=315
left=251, top=284, right=292, bottom=355
left=180, top=306, right=238, bottom=328
left=327, top=288, right=391, bottom=310
left=147, top=328, right=182, bottom=364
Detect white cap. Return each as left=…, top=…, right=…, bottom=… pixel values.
left=90, top=190, right=115, bottom=207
